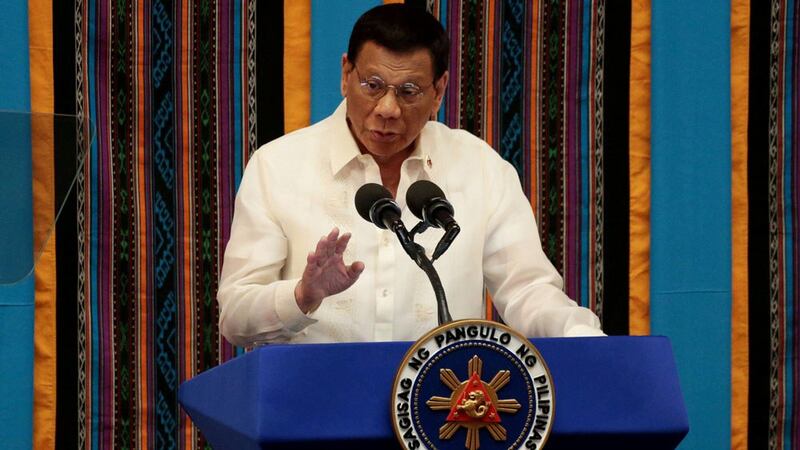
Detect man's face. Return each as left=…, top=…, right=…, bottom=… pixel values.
left=341, top=41, right=448, bottom=164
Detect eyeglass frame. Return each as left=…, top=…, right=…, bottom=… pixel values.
left=351, top=64, right=436, bottom=105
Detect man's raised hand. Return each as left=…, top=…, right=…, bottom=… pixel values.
left=294, top=228, right=365, bottom=313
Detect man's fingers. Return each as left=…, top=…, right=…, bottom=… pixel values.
left=309, top=228, right=352, bottom=274
left=320, top=228, right=340, bottom=259
left=324, top=228, right=339, bottom=257
left=306, top=251, right=323, bottom=272
left=313, top=239, right=331, bottom=267
left=314, top=235, right=327, bottom=256
left=327, top=227, right=340, bottom=241
left=334, top=232, right=352, bottom=255
left=347, top=261, right=365, bottom=278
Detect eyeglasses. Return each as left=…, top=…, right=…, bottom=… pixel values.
left=353, top=65, right=432, bottom=105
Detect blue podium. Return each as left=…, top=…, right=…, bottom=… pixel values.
left=179, top=336, right=688, bottom=449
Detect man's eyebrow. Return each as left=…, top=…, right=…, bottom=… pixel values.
left=359, top=65, right=428, bottom=83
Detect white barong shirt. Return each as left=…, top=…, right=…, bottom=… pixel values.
left=218, top=102, right=603, bottom=346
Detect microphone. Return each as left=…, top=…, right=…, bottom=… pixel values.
left=406, top=180, right=460, bottom=260
left=355, top=183, right=404, bottom=232
left=355, top=183, right=421, bottom=262
left=407, top=180, right=459, bottom=231
left=355, top=182, right=453, bottom=325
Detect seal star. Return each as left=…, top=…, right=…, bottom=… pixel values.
left=426, top=355, right=522, bottom=450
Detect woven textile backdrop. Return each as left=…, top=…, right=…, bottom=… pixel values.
left=20, top=0, right=798, bottom=449
left=735, top=0, right=800, bottom=448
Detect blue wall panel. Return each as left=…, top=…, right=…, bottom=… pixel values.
left=0, top=281, right=34, bottom=450
left=651, top=1, right=731, bottom=449
left=0, top=0, right=33, bottom=448
left=310, top=0, right=382, bottom=123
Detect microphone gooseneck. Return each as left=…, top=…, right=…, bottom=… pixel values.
left=414, top=249, right=452, bottom=324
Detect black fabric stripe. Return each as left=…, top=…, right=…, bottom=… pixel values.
left=539, top=0, right=565, bottom=272
left=747, top=0, right=771, bottom=446
left=52, top=0, right=79, bottom=448
left=256, top=0, right=284, bottom=146
left=150, top=0, right=179, bottom=445
left=192, top=2, right=219, bottom=446
left=600, top=0, right=631, bottom=335
left=405, top=0, right=428, bottom=11
left=110, top=0, right=137, bottom=445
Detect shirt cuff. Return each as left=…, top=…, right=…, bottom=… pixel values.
left=274, top=279, right=318, bottom=333
left=564, top=324, right=607, bottom=337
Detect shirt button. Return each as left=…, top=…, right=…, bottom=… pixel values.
left=382, top=289, right=389, bottom=297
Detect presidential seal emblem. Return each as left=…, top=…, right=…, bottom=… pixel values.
left=391, top=320, right=554, bottom=450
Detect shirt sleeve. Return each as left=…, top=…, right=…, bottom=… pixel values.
left=217, top=153, right=317, bottom=347
left=481, top=160, right=605, bottom=338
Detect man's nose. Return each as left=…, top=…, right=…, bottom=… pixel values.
left=374, top=89, right=402, bottom=119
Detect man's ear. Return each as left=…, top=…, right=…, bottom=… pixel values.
left=341, top=53, right=350, bottom=97
left=431, top=70, right=449, bottom=117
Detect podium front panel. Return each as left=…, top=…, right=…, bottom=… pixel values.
left=179, top=336, right=688, bottom=449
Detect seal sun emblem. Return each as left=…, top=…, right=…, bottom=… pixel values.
left=426, top=355, right=521, bottom=450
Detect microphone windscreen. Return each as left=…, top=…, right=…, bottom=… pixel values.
left=355, top=183, right=393, bottom=223
left=407, top=179, right=446, bottom=220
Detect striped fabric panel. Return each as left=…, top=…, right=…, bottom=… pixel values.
left=436, top=0, right=632, bottom=333
left=50, top=1, right=255, bottom=448
left=532, top=0, right=584, bottom=308
left=111, top=4, right=136, bottom=449
left=747, top=0, right=799, bottom=447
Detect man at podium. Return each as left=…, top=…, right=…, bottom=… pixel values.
left=217, top=4, right=604, bottom=347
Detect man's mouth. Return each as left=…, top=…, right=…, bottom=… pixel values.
left=370, top=130, right=400, bottom=142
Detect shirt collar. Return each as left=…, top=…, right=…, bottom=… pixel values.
left=328, top=99, right=436, bottom=177
left=329, top=101, right=363, bottom=176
